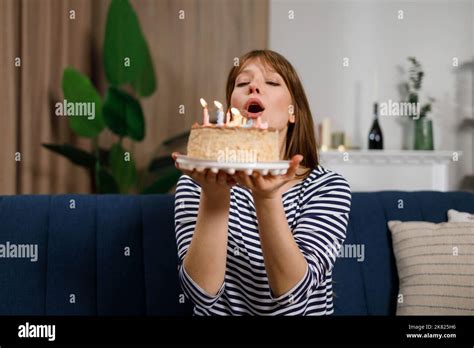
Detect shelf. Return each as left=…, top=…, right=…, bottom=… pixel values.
left=319, top=150, right=463, bottom=165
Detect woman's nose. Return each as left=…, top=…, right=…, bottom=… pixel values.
left=248, top=83, right=260, bottom=94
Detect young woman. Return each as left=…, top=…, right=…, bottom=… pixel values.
left=173, top=50, right=352, bottom=315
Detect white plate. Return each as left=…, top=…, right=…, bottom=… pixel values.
left=175, top=155, right=291, bottom=176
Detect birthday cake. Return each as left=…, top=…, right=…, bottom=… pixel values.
left=186, top=100, right=279, bottom=163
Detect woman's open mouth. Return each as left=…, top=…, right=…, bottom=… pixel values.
left=244, top=99, right=265, bottom=119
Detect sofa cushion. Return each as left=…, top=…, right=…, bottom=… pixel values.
left=47, top=195, right=97, bottom=315
left=141, top=195, right=194, bottom=315
left=0, top=196, right=50, bottom=315
left=388, top=220, right=474, bottom=315
left=332, top=218, right=367, bottom=315
left=448, top=209, right=474, bottom=223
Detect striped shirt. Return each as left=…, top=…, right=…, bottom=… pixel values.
left=174, top=165, right=352, bottom=315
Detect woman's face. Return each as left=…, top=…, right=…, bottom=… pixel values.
left=230, top=59, right=294, bottom=131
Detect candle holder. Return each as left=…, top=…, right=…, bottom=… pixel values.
left=331, top=132, right=345, bottom=150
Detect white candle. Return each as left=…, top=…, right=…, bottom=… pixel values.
left=230, top=107, right=243, bottom=127
left=214, top=100, right=224, bottom=126
left=321, top=118, right=331, bottom=149
left=200, top=98, right=210, bottom=125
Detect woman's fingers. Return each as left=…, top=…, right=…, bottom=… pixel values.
left=235, top=171, right=254, bottom=189
left=233, top=171, right=244, bottom=186
left=171, top=150, right=303, bottom=191
left=227, top=176, right=237, bottom=187
left=172, top=152, right=192, bottom=175
left=250, top=171, right=261, bottom=187
left=217, top=171, right=228, bottom=185
left=192, top=169, right=206, bottom=183
left=172, top=152, right=180, bottom=169
left=285, top=154, right=303, bottom=180
left=174, top=160, right=235, bottom=189
left=252, top=171, right=265, bottom=187
left=233, top=171, right=242, bottom=184
left=205, top=169, right=218, bottom=184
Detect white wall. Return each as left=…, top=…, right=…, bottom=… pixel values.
left=269, top=0, right=473, bottom=188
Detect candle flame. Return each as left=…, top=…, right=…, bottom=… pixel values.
left=230, top=107, right=242, bottom=117
left=200, top=98, right=207, bottom=108
left=213, top=100, right=223, bottom=110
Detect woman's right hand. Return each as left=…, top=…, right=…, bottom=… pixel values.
left=172, top=152, right=237, bottom=196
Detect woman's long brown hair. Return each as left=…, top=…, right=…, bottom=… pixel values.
left=225, top=50, right=319, bottom=174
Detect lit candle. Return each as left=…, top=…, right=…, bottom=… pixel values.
left=241, top=113, right=247, bottom=126
left=256, top=116, right=262, bottom=128
left=200, top=98, right=210, bottom=125
left=244, top=118, right=254, bottom=128
left=214, top=100, right=224, bottom=126
left=226, top=109, right=231, bottom=125
left=230, top=107, right=243, bottom=127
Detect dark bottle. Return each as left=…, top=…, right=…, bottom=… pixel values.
left=368, top=102, right=383, bottom=149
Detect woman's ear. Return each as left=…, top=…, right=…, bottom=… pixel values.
left=288, top=104, right=296, bottom=123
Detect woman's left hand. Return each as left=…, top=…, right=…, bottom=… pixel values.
left=233, top=154, right=304, bottom=200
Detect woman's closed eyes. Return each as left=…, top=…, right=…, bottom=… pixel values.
left=235, top=81, right=281, bottom=87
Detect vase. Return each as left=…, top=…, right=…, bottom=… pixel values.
left=414, top=118, right=434, bottom=150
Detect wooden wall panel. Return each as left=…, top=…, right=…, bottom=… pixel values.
left=0, top=0, right=20, bottom=195
left=19, top=0, right=93, bottom=193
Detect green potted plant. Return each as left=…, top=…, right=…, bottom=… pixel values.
left=43, top=0, right=184, bottom=193
left=401, top=57, right=436, bottom=150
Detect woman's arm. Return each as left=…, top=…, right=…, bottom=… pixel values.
left=182, top=182, right=230, bottom=296
left=253, top=196, right=308, bottom=297
left=173, top=153, right=235, bottom=297
left=234, top=155, right=309, bottom=298
left=234, top=155, right=351, bottom=304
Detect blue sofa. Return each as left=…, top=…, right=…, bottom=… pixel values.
left=0, top=191, right=473, bottom=315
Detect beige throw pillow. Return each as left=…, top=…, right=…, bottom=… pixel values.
left=388, top=220, right=474, bottom=315
left=448, top=209, right=474, bottom=223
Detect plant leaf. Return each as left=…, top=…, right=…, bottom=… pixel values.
left=141, top=166, right=181, bottom=194
left=409, top=93, right=418, bottom=104
left=42, top=143, right=96, bottom=168
left=95, top=162, right=119, bottom=194
left=103, top=0, right=156, bottom=96
left=62, top=68, right=105, bottom=137
left=109, top=143, right=137, bottom=192
left=103, top=87, right=145, bottom=141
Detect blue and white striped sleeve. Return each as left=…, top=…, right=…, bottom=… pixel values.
left=174, top=175, right=225, bottom=308
left=269, top=172, right=352, bottom=306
